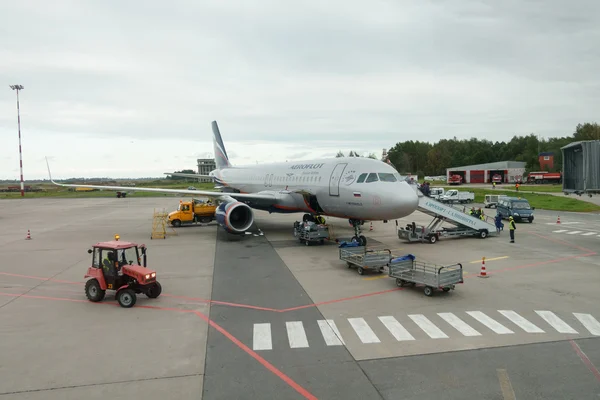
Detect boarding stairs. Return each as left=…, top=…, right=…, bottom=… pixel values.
left=410, top=183, right=497, bottom=236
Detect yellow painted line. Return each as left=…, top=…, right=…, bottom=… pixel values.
left=469, top=256, right=509, bottom=264
left=363, top=275, right=388, bottom=281
left=496, top=369, right=516, bottom=400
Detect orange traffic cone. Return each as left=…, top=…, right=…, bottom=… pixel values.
left=25, top=230, right=31, bottom=240
left=478, top=257, right=488, bottom=278
left=369, top=222, right=373, bottom=231
left=556, top=216, right=560, bottom=224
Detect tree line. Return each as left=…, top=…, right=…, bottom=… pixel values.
left=384, top=122, right=600, bottom=177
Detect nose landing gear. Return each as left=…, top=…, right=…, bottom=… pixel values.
left=349, top=219, right=367, bottom=246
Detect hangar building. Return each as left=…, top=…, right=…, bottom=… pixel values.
left=446, top=161, right=527, bottom=184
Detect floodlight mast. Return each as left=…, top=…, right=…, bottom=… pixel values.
left=9, top=85, right=25, bottom=197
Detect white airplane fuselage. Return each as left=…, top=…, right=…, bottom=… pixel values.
left=212, top=156, right=419, bottom=221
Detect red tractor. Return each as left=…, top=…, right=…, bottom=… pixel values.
left=84, top=235, right=162, bottom=308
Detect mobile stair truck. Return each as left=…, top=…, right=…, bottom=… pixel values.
left=397, top=183, right=498, bottom=244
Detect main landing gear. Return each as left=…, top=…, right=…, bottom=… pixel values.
left=302, top=214, right=368, bottom=246
left=349, top=219, right=367, bottom=246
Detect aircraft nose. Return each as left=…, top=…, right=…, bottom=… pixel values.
left=394, top=182, right=419, bottom=218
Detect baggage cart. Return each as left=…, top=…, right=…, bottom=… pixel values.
left=339, top=246, right=392, bottom=275
left=293, top=221, right=330, bottom=245
left=388, top=256, right=463, bottom=296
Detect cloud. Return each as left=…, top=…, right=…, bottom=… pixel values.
left=1, top=0, right=599, bottom=179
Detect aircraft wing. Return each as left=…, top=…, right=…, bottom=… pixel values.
left=164, top=172, right=213, bottom=179
left=45, top=158, right=277, bottom=205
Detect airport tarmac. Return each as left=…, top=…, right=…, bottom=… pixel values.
left=1, top=197, right=599, bottom=399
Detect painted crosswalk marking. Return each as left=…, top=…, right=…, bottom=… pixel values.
left=553, top=230, right=569, bottom=233
left=317, top=319, right=345, bottom=346
left=252, top=310, right=598, bottom=350
left=286, top=321, right=309, bottom=348
left=467, top=311, right=514, bottom=334
left=535, top=311, right=578, bottom=334
left=438, top=312, right=481, bottom=336
left=409, top=314, right=449, bottom=338
left=348, top=318, right=381, bottom=343
left=378, top=316, right=415, bottom=341
left=498, top=310, right=545, bottom=333
left=253, top=323, right=272, bottom=350
left=573, top=313, right=600, bottom=336
left=566, top=231, right=583, bottom=235
left=552, top=229, right=600, bottom=236
left=581, top=232, right=597, bottom=236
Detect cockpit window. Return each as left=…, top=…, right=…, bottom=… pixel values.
left=378, top=173, right=397, bottom=182
left=365, top=173, right=379, bottom=183
left=357, top=173, right=368, bottom=183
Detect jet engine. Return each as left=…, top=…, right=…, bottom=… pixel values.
left=215, top=201, right=254, bottom=234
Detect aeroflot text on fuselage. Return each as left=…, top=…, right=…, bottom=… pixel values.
left=289, top=163, right=325, bottom=170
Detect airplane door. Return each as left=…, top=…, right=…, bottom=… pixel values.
left=329, top=163, right=347, bottom=196
left=268, top=173, right=273, bottom=187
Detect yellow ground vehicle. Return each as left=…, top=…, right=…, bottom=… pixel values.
left=168, top=199, right=217, bottom=227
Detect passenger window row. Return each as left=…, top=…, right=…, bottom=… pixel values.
left=356, top=172, right=398, bottom=183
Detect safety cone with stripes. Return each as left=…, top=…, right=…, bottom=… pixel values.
left=369, top=222, right=373, bottom=231
left=556, top=215, right=560, bottom=224
left=25, top=230, right=31, bottom=240
left=478, top=257, right=488, bottom=278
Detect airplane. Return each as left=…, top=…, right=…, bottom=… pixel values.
left=46, top=121, right=419, bottom=245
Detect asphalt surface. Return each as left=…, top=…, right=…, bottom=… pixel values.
left=1, top=197, right=599, bottom=400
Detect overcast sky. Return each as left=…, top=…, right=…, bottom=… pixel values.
left=1, top=0, right=598, bottom=179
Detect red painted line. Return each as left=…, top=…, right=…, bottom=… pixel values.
left=192, top=311, right=318, bottom=400
left=0, top=292, right=318, bottom=399
left=528, top=232, right=596, bottom=254
left=0, top=292, right=112, bottom=305
left=570, top=340, right=600, bottom=382
left=161, top=294, right=279, bottom=312
left=0, top=272, right=82, bottom=285
left=279, top=287, right=402, bottom=313
left=484, top=252, right=596, bottom=276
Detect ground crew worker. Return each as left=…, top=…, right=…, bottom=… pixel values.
left=102, top=251, right=116, bottom=276
left=493, top=182, right=496, bottom=189
left=508, top=216, right=516, bottom=243
left=315, top=215, right=326, bottom=225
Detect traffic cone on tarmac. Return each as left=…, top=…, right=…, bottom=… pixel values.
left=478, top=257, right=488, bottom=278
left=369, top=222, right=373, bottom=231
left=25, top=230, right=31, bottom=240
left=557, top=215, right=560, bottom=224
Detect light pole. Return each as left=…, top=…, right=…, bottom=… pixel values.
left=9, top=85, right=25, bottom=197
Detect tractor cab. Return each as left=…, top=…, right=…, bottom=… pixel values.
left=84, top=234, right=161, bottom=308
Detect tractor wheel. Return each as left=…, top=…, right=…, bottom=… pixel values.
left=85, top=279, right=105, bottom=302
left=172, top=219, right=182, bottom=228
left=199, top=217, right=212, bottom=223
left=117, top=288, right=137, bottom=308
left=146, top=282, right=162, bottom=299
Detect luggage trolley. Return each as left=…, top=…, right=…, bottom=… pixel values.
left=339, top=245, right=392, bottom=275
left=293, top=221, right=330, bottom=245
left=388, top=255, right=463, bottom=296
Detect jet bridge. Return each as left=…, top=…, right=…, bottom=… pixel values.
left=398, top=183, right=497, bottom=243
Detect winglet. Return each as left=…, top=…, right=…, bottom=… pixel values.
left=45, top=156, right=54, bottom=183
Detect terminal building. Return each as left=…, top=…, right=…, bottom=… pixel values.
left=197, top=158, right=216, bottom=182
left=446, top=161, right=526, bottom=184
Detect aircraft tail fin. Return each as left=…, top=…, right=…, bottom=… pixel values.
left=212, top=121, right=232, bottom=169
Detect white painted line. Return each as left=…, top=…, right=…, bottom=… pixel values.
left=566, top=231, right=583, bottom=235
left=348, top=318, right=381, bottom=343
left=573, top=313, right=600, bottom=336
left=535, top=311, right=578, bottom=334
left=438, top=312, right=481, bottom=336
left=286, top=321, right=309, bottom=348
left=581, top=232, right=597, bottom=236
left=466, top=311, right=514, bottom=334
left=409, top=314, right=449, bottom=339
left=253, top=323, right=272, bottom=350
left=498, top=310, right=545, bottom=333
left=552, top=230, right=568, bottom=233
left=378, top=316, right=416, bottom=341
left=317, top=319, right=345, bottom=346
